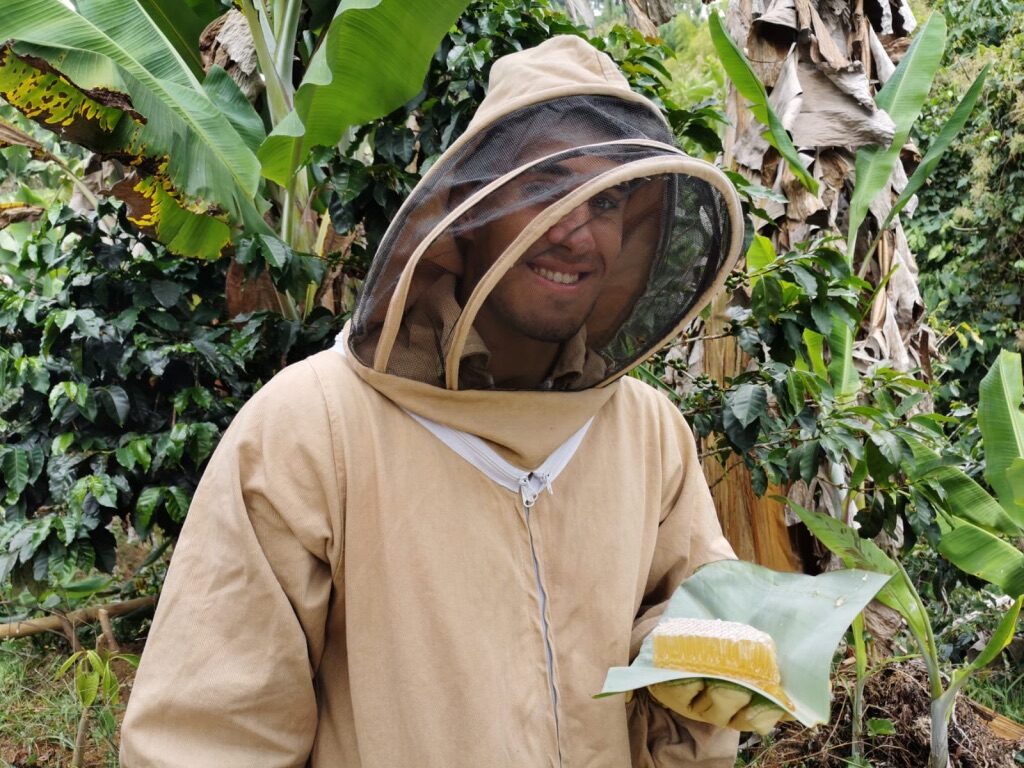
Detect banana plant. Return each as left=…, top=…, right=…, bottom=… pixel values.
left=0, top=0, right=470, bottom=270
left=790, top=502, right=1022, bottom=768
left=707, top=10, right=817, bottom=196
left=908, top=350, right=1024, bottom=596
left=787, top=350, right=1024, bottom=766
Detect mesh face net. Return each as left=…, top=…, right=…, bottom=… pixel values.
left=349, top=95, right=737, bottom=392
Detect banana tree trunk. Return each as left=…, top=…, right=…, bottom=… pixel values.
left=712, top=0, right=931, bottom=570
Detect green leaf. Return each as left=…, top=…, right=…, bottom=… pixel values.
left=0, top=0, right=270, bottom=241
left=978, top=350, right=1024, bottom=525
left=786, top=502, right=932, bottom=645
left=165, top=485, right=191, bottom=521
left=185, top=422, right=218, bottom=464
left=88, top=474, right=119, bottom=508
left=75, top=662, right=100, bottom=708
left=1, top=448, right=30, bottom=497
left=597, top=560, right=889, bottom=728
left=258, top=0, right=473, bottom=185
left=905, top=439, right=1018, bottom=536
left=789, top=439, right=821, bottom=484
left=802, top=329, right=829, bottom=380
left=52, top=433, right=75, bottom=455
left=708, top=11, right=817, bottom=196
left=136, top=0, right=216, bottom=78
left=951, top=595, right=1022, bottom=686
left=56, top=651, right=84, bottom=679
left=130, top=438, right=153, bottom=473
left=867, top=717, right=897, bottom=736
left=258, top=234, right=292, bottom=270
left=98, top=385, right=130, bottom=426
left=135, top=486, right=164, bottom=533
left=938, top=520, right=1024, bottom=596
left=846, top=13, right=946, bottom=259
left=722, top=404, right=760, bottom=452
left=1009, top=458, right=1024, bottom=507
left=202, top=65, right=266, bottom=156
left=828, top=325, right=860, bottom=400
left=150, top=279, right=187, bottom=308
left=746, top=234, right=775, bottom=280
left=60, top=575, right=112, bottom=599
left=726, top=383, right=767, bottom=428
left=879, top=64, right=989, bottom=235
left=868, top=429, right=903, bottom=466
left=787, top=263, right=819, bottom=299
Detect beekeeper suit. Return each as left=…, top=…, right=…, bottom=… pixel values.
left=121, top=35, right=747, bottom=767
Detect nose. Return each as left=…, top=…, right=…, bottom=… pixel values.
left=545, top=204, right=596, bottom=254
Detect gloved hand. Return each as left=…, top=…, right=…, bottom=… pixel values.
left=647, top=678, right=790, bottom=735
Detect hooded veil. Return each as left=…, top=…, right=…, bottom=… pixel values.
left=348, top=36, right=744, bottom=393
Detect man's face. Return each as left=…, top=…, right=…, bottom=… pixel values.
left=460, top=156, right=628, bottom=346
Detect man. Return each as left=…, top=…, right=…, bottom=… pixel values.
left=121, top=35, right=752, bottom=767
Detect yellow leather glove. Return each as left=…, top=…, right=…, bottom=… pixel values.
left=647, top=679, right=790, bottom=735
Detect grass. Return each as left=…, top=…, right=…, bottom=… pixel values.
left=964, top=665, right=1024, bottom=724
left=0, top=637, right=125, bottom=768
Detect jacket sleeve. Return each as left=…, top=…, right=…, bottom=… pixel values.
left=120, top=360, right=345, bottom=768
left=626, top=396, right=739, bottom=767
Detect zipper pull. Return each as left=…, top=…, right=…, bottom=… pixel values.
left=518, top=475, right=536, bottom=509
left=536, top=471, right=553, bottom=497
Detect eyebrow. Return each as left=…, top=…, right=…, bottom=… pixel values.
left=530, top=160, right=573, bottom=177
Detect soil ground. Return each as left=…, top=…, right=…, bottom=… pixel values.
left=2, top=642, right=1021, bottom=767
left=743, top=661, right=1024, bottom=767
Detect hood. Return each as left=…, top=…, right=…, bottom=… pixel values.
left=341, top=35, right=743, bottom=466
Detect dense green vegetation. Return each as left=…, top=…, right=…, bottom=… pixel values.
left=0, top=0, right=1021, bottom=765
left=907, top=0, right=1024, bottom=406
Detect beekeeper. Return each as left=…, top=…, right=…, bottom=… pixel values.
left=122, top=35, right=764, bottom=767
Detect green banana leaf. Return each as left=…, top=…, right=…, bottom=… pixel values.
left=827, top=325, right=860, bottom=400
left=846, top=12, right=946, bottom=259
left=787, top=502, right=933, bottom=648
left=938, top=519, right=1024, bottom=597
left=877, top=64, right=989, bottom=236
left=597, top=560, right=889, bottom=728
left=259, top=0, right=471, bottom=185
left=136, top=0, right=223, bottom=78
left=0, top=0, right=269, bottom=257
left=906, top=439, right=1019, bottom=536
left=708, top=11, right=818, bottom=196
left=978, top=350, right=1024, bottom=524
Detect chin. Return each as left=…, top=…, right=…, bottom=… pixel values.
left=520, top=321, right=586, bottom=344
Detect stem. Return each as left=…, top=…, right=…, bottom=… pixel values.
left=72, top=706, right=90, bottom=768
left=851, top=613, right=868, bottom=759
left=50, top=155, right=100, bottom=209
left=273, top=0, right=303, bottom=89
left=238, top=0, right=292, bottom=124
left=930, top=694, right=952, bottom=768
left=302, top=280, right=317, bottom=320
left=279, top=140, right=308, bottom=245
left=314, top=207, right=333, bottom=257
left=896, top=559, right=944, bottom=700
left=857, top=230, right=884, bottom=279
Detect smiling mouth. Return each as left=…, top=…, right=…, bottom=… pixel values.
left=530, top=265, right=585, bottom=285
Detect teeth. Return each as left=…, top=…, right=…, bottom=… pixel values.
left=532, top=266, right=581, bottom=285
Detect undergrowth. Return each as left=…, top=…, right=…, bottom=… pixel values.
left=0, top=638, right=118, bottom=768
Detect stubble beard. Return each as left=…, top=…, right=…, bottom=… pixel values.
left=485, top=289, right=595, bottom=344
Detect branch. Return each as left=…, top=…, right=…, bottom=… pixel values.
left=0, top=597, right=156, bottom=641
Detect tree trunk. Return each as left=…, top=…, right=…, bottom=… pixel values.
left=711, top=0, right=929, bottom=569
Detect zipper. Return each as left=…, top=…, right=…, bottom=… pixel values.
left=519, top=476, right=564, bottom=768
left=399, top=409, right=594, bottom=767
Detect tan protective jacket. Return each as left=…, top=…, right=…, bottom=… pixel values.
left=122, top=36, right=744, bottom=768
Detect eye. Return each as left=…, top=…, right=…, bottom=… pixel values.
left=589, top=188, right=625, bottom=213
